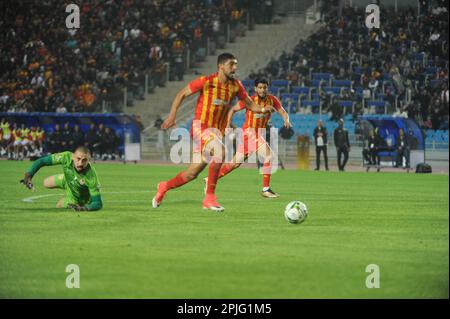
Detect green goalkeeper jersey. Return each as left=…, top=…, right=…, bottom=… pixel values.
left=27, top=151, right=102, bottom=211
left=50, top=151, right=101, bottom=201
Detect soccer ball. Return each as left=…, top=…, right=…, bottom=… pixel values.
left=284, top=201, right=308, bottom=224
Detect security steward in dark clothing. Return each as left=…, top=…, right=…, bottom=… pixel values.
left=333, top=118, right=350, bottom=171
left=313, top=120, right=329, bottom=170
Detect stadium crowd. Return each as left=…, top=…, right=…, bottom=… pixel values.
left=0, top=118, right=121, bottom=161
left=247, top=1, right=449, bottom=130
left=0, top=0, right=261, bottom=114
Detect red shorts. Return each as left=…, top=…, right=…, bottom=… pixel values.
left=191, top=126, right=224, bottom=154
left=236, top=130, right=267, bottom=156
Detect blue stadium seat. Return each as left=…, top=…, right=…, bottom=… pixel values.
left=292, top=87, right=309, bottom=96
left=312, top=73, right=333, bottom=81
left=353, top=67, right=364, bottom=74
left=312, top=73, right=332, bottom=81
left=323, top=87, right=342, bottom=95
left=413, top=52, right=425, bottom=62
left=429, top=79, right=442, bottom=88
left=310, top=80, right=322, bottom=88
left=338, top=101, right=353, bottom=109
left=241, top=79, right=254, bottom=88
left=367, top=101, right=386, bottom=114
left=333, top=80, right=352, bottom=88
left=268, top=86, right=280, bottom=96
left=302, top=100, right=320, bottom=112
left=311, top=93, right=321, bottom=100
left=425, top=67, right=438, bottom=74
left=280, top=93, right=299, bottom=105
left=271, top=79, right=289, bottom=89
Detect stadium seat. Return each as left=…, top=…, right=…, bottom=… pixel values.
left=280, top=93, right=300, bottom=107
left=338, top=101, right=354, bottom=110
left=271, top=79, right=289, bottom=92
left=241, top=79, right=254, bottom=88
left=425, top=67, right=438, bottom=75
left=312, top=73, right=332, bottom=81
left=376, top=93, right=385, bottom=100
left=322, top=87, right=342, bottom=95
left=292, top=87, right=310, bottom=96
left=367, top=101, right=386, bottom=114
left=333, top=80, right=352, bottom=88
left=310, top=80, right=322, bottom=88
left=268, top=86, right=281, bottom=96
left=301, top=100, right=321, bottom=112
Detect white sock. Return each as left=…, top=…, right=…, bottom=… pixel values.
left=262, top=187, right=270, bottom=192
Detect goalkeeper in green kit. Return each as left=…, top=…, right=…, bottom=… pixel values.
left=21, top=146, right=103, bottom=212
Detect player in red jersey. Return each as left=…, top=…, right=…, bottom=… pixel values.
left=210, top=78, right=291, bottom=198
left=152, top=53, right=274, bottom=212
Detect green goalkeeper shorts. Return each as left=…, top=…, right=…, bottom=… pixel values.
left=53, top=174, right=85, bottom=208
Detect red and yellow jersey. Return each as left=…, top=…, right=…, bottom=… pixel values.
left=36, top=130, right=45, bottom=141
left=20, top=128, right=31, bottom=141
left=238, top=94, right=282, bottom=131
left=12, top=129, right=22, bottom=142
left=30, top=130, right=38, bottom=141
left=189, top=73, right=248, bottom=133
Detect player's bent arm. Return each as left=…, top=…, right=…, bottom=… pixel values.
left=243, top=96, right=274, bottom=114
left=85, top=194, right=103, bottom=211
left=278, top=106, right=291, bottom=127
left=225, top=103, right=242, bottom=128
left=162, top=86, right=194, bottom=129
left=26, top=155, right=53, bottom=178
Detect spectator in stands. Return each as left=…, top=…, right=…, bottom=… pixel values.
left=61, top=123, right=73, bottom=151
left=0, top=0, right=236, bottom=114
left=85, top=123, right=100, bottom=158
left=72, top=125, right=85, bottom=150
left=393, top=107, right=408, bottom=118
left=368, top=76, right=379, bottom=99
left=334, top=118, right=350, bottom=171
left=313, top=120, right=329, bottom=171
left=47, top=124, right=63, bottom=154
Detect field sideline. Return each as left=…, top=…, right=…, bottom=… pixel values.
left=0, top=161, right=448, bottom=298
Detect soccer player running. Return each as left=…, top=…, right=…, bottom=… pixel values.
left=152, top=53, right=274, bottom=212
left=20, top=146, right=103, bottom=212
left=212, top=78, right=291, bottom=198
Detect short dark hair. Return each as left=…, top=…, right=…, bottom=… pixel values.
left=254, top=78, right=269, bottom=87
left=217, top=53, right=236, bottom=65
left=74, top=146, right=91, bottom=156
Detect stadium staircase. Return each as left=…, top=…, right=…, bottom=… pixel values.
left=131, top=13, right=321, bottom=160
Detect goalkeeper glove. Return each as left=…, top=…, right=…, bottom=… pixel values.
left=20, top=173, right=34, bottom=191
left=67, top=204, right=89, bottom=212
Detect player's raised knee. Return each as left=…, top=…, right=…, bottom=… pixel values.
left=43, top=176, right=55, bottom=188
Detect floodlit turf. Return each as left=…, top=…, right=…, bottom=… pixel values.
left=0, top=160, right=448, bottom=298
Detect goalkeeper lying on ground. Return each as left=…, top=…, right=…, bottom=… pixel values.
left=21, top=146, right=103, bottom=212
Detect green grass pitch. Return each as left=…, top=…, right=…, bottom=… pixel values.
left=0, top=161, right=448, bottom=298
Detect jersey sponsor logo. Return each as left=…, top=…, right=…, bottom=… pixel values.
left=253, top=113, right=267, bottom=119
left=213, top=99, right=225, bottom=106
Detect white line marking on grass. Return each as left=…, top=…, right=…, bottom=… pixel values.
left=21, top=191, right=150, bottom=203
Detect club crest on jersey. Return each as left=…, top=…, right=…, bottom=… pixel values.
left=79, top=178, right=85, bottom=185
